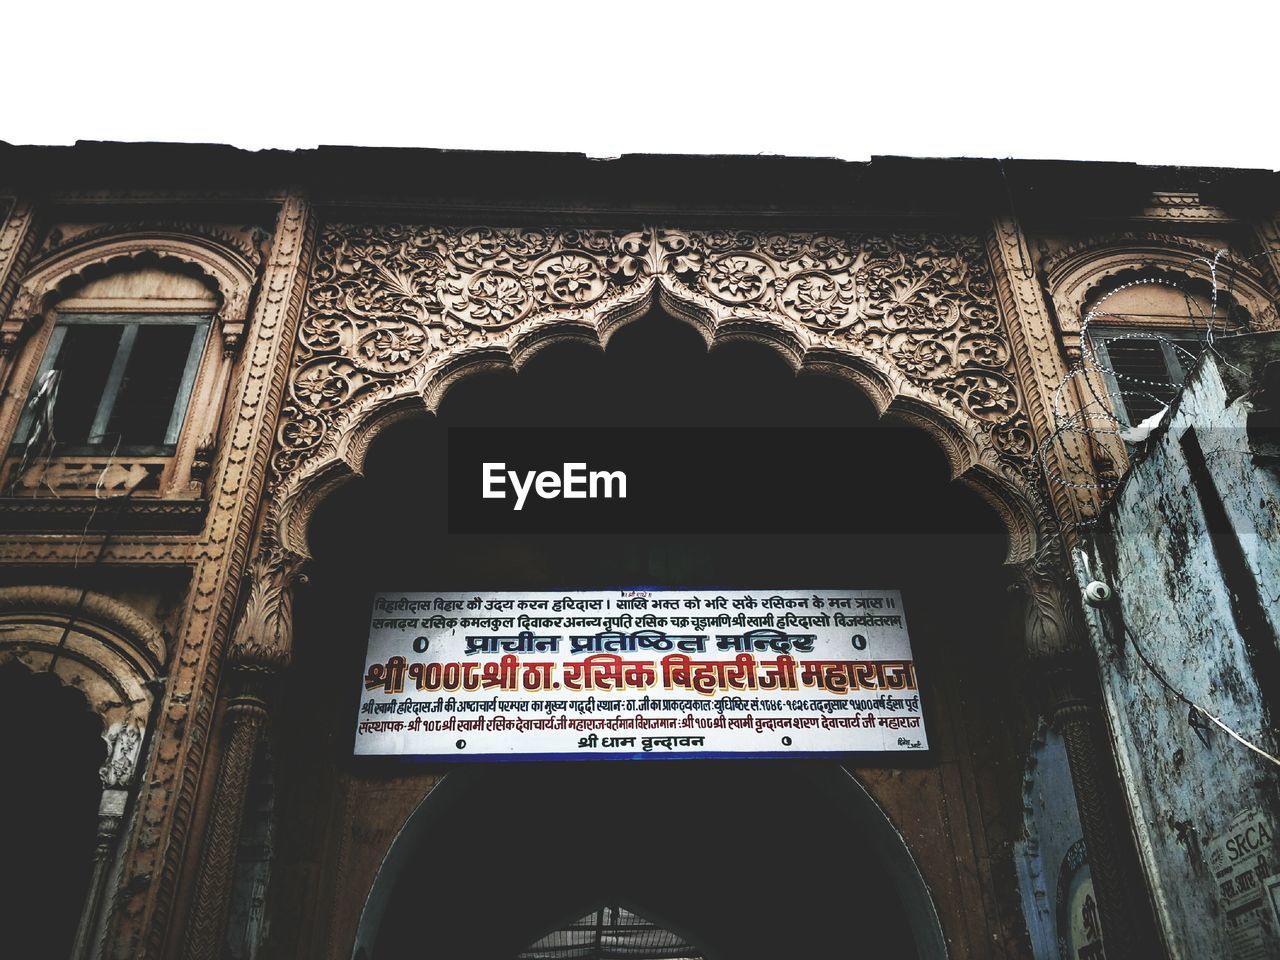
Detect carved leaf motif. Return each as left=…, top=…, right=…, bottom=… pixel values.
left=890, top=337, right=953, bottom=378
left=705, top=255, right=773, bottom=304
left=281, top=414, right=326, bottom=451
left=356, top=326, right=427, bottom=372
left=229, top=548, right=305, bottom=671
left=780, top=272, right=853, bottom=328
left=462, top=270, right=529, bottom=327
left=292, top=363, right=350, bottom=409
left=534, top=253, right=606, bottom=306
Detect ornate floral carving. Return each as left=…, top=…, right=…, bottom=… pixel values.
left=271, top=225, right=1038, bottom=532
left=704, top=254, right=774, bottom=304
left=533, top=252, right=606, bottom=306
left=36, top=221, right=269, bottom=270
left=12, top=232, right=259, bottom=328
left=457, top=269, right=531, bottom=328
left=101, top=721, right=145, bottom=789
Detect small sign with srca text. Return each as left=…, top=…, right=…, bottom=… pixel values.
left=357, top=588, right=926, bottom=761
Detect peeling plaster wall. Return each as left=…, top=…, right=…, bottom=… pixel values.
left=1077, top=333, right=1280, bottom=959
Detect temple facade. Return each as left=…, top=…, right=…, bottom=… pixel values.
left=0, top=144, right=1277, bottom=960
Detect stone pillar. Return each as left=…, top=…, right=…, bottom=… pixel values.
left=1017, top=555, right=1160, bottom=959
left=70, top=788, right=129, bottom=960
left=183, top=547, right=303, bottom=960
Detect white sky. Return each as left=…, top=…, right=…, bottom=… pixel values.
left=4, top=0, right=1276, bottom=170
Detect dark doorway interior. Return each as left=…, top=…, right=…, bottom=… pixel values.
left=0, top=661, right=105, bottom=959
left=370, top=762, right=920, bottom=960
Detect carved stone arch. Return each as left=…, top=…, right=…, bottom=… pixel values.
left=270, top=224, right=1045, bottom=565
left=0, top=585, right=165, bottom=788
left=1043, top=234, right=1277, bottom=335
left=11, top=231, right=257, bottom=329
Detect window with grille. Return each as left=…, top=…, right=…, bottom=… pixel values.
left=1088, top=327, right=1202, bottom=428
left=13, top=313, right=210, bottom=455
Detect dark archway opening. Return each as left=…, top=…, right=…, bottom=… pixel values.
left=306, top=310, right=1010, bottom=590
left=0, top=661, right=106, bottom=958
left=278, top=310, right=1032, bottom=958
left=370, top=763, right=920, bottom=960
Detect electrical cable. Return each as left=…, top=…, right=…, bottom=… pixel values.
left=1117, top=617, right=1280, bottom=770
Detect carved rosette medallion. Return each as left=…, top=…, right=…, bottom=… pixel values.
left=704, top=254, right=775, bottom=304
left=533, top=251, right=607, bottom=306
left=271, top=225, right=1037, bottom=521
left=455, top=269, right=532, bottom=329
left=779, top=271, right=856, bottom=329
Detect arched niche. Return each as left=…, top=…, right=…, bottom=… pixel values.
left=1042, top=236, right=1276, bottom=343
left=1037, top=236, right=1273, bottom=482
left=0, top=659, right=111, bottom=959
left=7, top=231, right=257, bottom=335
left=0, top=585, right=165, bottom=787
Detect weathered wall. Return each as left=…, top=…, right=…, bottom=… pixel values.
left=1077, top=332, right=1280, bottom=958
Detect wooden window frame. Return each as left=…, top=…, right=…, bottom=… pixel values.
left=13, top=312, right=211, bottom=456
left=1087, top=324, right=1202, bottom=428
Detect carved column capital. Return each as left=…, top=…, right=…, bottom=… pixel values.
left=227, top=545, right=307, bottom=675
left=1013, top=540, right=1088, bottom=648
left=183, top=542, right=304, bottom=959
left=1012, top=536, right=1103, bottom=721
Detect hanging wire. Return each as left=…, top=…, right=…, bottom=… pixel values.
left=1041, top=244, right=1280, bottom=770
left=1117, top=616, right=1280, bottom=770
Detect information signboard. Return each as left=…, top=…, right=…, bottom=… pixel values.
left=357, top=588, right=926, bottom=760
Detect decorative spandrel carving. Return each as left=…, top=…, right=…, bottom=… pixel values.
left=35, top=222, right=269, bottom=273
left=272, top=224, right=1036, bottom=491
left=10, top=232, right=260, bottom=331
